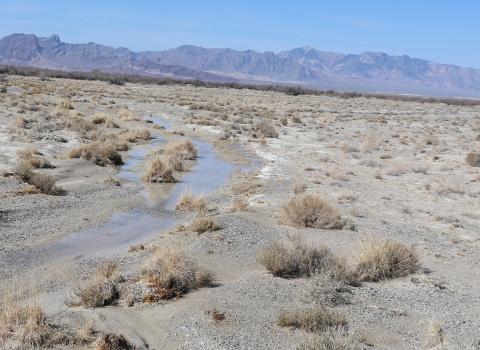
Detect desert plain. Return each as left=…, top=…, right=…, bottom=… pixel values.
left=0, top=73, right=479, bottom=349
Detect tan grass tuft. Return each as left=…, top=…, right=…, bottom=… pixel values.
left=259, top=236, right=344, bottom=278
left=118, top=109, right=141, bottom=121
left=142, top=158, right=176, bottom=183
left=229, top=196, right=249, bottom=212
left=298, top=327, right=359, bottom=350
left=466, top=152, right=480, bottom=167
left=163, top=139, right=197, bottom=160
left=190, top=212, right=222, bottom=234
left=67, top=143, right=123, bottom=166
left=0, top=284, right=50, bottom=347
left=141, top=245, right=213, bottom=300
left=354, top=237, right=420, bottom=282
left=278, top=193, right=345, bottom=229
left=174, top=188, right=206, bottom=211
left=277, top=306, right=347, bottom=332
left=56, top=97, right=73, bottom=109
left=69, top=260, right=122, bottom=308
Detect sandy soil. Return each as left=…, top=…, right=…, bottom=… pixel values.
left=0, top=75, right=479, bottom=349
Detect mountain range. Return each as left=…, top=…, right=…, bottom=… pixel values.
left=1, top=33, right=479, bottom=97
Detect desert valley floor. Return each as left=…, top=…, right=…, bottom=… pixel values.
left=0, top=75, right=479, bottom=349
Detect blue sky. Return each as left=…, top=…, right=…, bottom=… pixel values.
left=1, top=1, right=479, bottom=68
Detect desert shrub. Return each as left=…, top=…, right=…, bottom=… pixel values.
left=229, top=196, right=249, bottom=212
left=230, top=178, right=262, bottom=195
left=422, top=136, right=439, bottom=145
left=361, top=136, right=380, bottom=152
left=24, top=156, right=52, bottom=169
left=259, top=237, right=343, bottom=278
left=56, top=97, right=73, bottom=109
left=298, top=327, right=359, bottom=350
left=174, top=188, right=206, bottom=211
left=122, top=129, right=150, bottom=142
left=141, top=246, right=213, bottom=299
left=163, top=154, right=184, bottom=171
left=290, top=116, right=302, bottom=124
left=142, top=158, right=176, bottom=183
left=118, top=110, right=140, bottom=121
left=16, top=147, right=41, bottom=158
left=93, top=333, right=134, bottom=350
left=14, top=160, right=34, bottom=181
left=104, top=176, right=120, bottom=186
left=253, top=122, right=279, bottom=138
left=67, top=143, right=123, bottom=166
left=190, top=212, right=222, bottom=234
left=163, top=139, right=197, bottom=160
left=90, top=113, right=119, bottom=128
left=69, top=260, right=122, bottom=308
left=63, top=116, right=97, bottom=132
left=30, top=172, right=63, bottom=195
left=11, top=115, right=27, bottom=128
left=277, top=306, right=347, bottom=332
left=292, top=182, right=307, bottom=195
left=278, top=193, right=344, bottom=229
left=12, top=185, right=39, bottom=195
left=354, top=237, right=420, bottom=281
left=0, top=285, right=50, bottom=347
left=466, top=152, right=480, bottom=167
left=424, top=319, right=446, bottom=348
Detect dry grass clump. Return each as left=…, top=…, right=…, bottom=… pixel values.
left=277, top=306, right=347, bottom=332
left=298, top=327, right=359, bottom=350
left=292, top=182, right=307, bottom=195
left=422, top=135, right=439, bottom=145
left=56, top=97, right=73, bottom=109
left=466, top=152, right=480, bottom=167
left=93, top=333, right=134, bottom=350
left=23, top=156, right=53, bottom=169
left=63, top=116, right=97, bottom=132
left=174, top=188, right=206, bottom=211
left=104, top=176, right=120, bottom=186
left=361, top=136, right=380, bottom=152
left=118, top=109, right=141, bottom=121
left=278, top=193, right=345, bottom=229
left=0, top=285, right=50, bottom=347
left=122, top=128, right=151, bottom=142
left=230, top=177, right=262, bottom=195
left=69, top=260, right=122, bottom=308
left=204, top=309, right=226, bottom=322
left=259, top=237, right=343, bottom=278
left=12, top=185, right=39, bottom=195
left=326, top=168, right=348, bottom=181
left=67, top=143, right=123, bottom=166
left=140, top=246, right=213, bottom=300
left=90, top=113, right=119, bottom=128
left=13, top=161, right=62, bottom=195
left=229, top=196, right=249, bottom=212
left=354, top=237, right=420, bottom=282
left=163, top=139, right=197, bottom=160
left=29, top=172, right=63, bottom=195
left=424, top=319, right=446, bottom=348
left=162, top=154, right=184, bottom=171
left=190, top=212, right=222, bottom=234
left=141, top=158, right=176, bottom=183
left=15, top=147, right=41, bottom=158
left=253, top=122, right=279, bottom=138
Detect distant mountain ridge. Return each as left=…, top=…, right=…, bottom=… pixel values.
left=1, top=33, right=479, bottom=97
